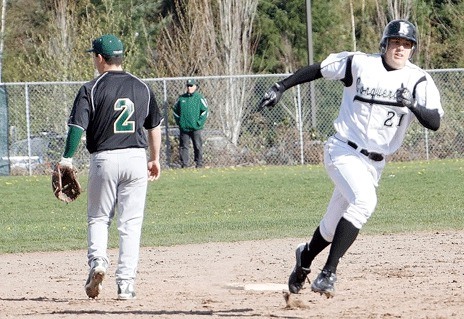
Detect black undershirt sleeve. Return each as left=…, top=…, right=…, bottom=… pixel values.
left=409, top=76, right=441, bottom=131
left=279, top=63, right=323, bottom=90
left=409, top=105, right=440, bottom=131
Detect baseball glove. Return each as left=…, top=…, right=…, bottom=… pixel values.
left=52, top=164, right=81, bottom=203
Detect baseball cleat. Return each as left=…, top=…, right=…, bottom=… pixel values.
left=85, top=258, right=108, bottom=299
left=311, top=269, right=337, bottom=298
left=117, top=281, right=136, bottom=300
left=288, top=243, right=311, bottom=294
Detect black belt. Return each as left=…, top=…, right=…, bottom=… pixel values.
left=346, top=140, right=384, bottom=162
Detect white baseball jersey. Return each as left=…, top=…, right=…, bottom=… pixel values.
left=320, top=52, right=444, bottom=155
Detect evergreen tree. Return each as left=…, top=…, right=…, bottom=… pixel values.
left=1, top=0, right=462, bottom=82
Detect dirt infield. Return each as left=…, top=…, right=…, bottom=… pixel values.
left=1, top=231, right=463, bottom=318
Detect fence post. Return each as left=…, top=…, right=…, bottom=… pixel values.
left=162, top=80, right=171, bottom=168
left=0, top=85, right=8, bottom=175
left=297, top=85, right=304, bottom=164
left=24, top=83, right=33, bottom=176
left=425, top=128, right=429, bottom=161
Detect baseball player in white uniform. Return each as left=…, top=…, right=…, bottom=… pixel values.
left=258, top=19, right=444, bottom=297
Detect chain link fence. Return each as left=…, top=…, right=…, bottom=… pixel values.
left=1, top=69, right=463, bottom=175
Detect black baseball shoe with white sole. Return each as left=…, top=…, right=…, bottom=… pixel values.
left=311, top=268, right=337, bottom=298
left=288, top=243, right=311, bottom=294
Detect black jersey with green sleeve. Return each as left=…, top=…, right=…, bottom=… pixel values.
left=68, top=71, right=162, bottom=154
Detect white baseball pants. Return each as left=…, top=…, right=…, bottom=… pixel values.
left=319, top=136, right=385, bottom=242
left=87, top=148, right=148, bottom=284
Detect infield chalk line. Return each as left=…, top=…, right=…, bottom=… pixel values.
left=225, top=283, right=288, bottom=292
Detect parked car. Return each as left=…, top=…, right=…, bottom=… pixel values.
left=4, top=133, right=87, bottom=174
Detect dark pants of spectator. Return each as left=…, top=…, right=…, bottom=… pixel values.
left=179, top=129, right=203, bottom=168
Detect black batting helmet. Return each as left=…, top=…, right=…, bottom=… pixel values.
left=380, top=19, right=417, bottom=56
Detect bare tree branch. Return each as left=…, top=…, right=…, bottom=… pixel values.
left=155, top=0, right=259, bottom=145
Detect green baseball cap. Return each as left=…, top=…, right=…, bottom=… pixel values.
left=186, top=79, right=197, bottom=86
left=86, top=34, right=124, bottom=57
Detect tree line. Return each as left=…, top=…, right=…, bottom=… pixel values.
left=2, top=0, right=463, bottom=83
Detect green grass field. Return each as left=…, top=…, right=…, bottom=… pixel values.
left=1, top=159, right=463, bottom=254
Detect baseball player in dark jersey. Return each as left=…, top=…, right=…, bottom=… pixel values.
left=259, top=20, right=444, bottom=297
left=59, top=34, right=162, bottom=300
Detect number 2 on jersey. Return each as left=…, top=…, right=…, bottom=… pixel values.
left=114, top=98, right=135, bottom=133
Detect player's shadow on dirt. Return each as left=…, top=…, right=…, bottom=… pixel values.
left=0, top=299, right=255, bottom=317
left=52, top=309, right=256, bottom=317
left=0, top=297, right=70, bottom=303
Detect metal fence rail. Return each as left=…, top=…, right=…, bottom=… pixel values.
left=1, top=69, right=463, bottom=175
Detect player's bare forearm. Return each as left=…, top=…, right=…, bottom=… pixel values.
left=147, top=126, right=161, bottom=161
left=147, top=126, right=161, bottom=180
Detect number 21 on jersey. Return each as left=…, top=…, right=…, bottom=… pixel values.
left=384, top=111, right=406, bottom=127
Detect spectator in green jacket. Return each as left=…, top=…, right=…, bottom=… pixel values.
left=173, top=79, right=209, bottom=168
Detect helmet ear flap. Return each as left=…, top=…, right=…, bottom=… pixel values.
left=409, top=44, right=417, bottom=59
left=379, top=40, right=387, bottom=55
